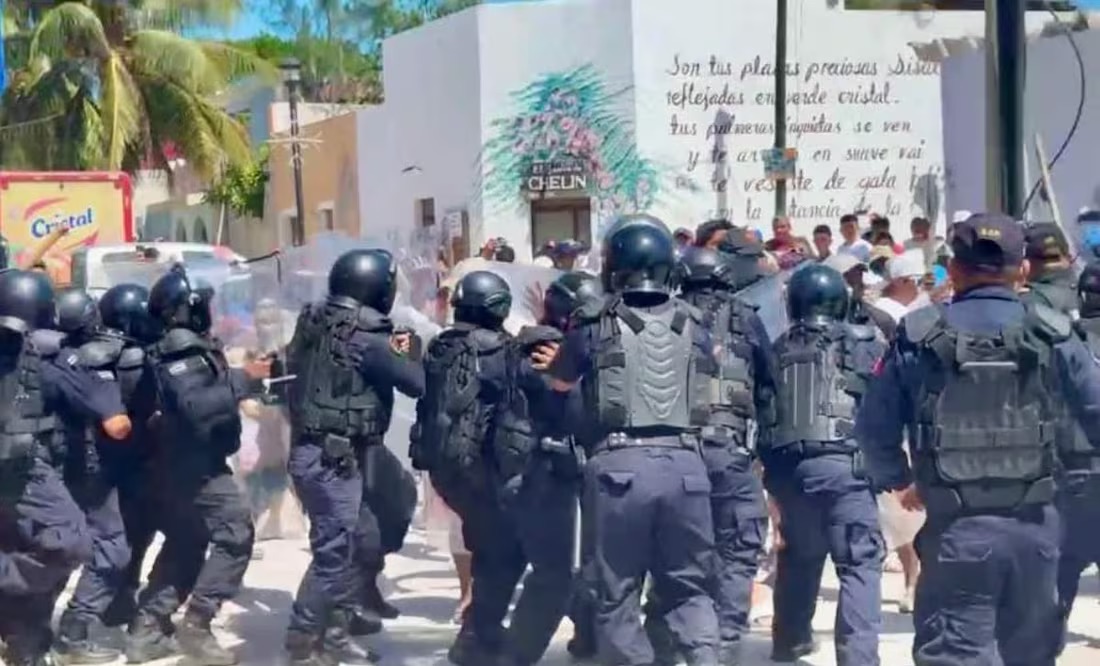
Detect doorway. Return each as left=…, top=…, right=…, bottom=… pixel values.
left=530, top=198, right=592, bottom=254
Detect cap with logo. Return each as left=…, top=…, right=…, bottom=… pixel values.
left=1024, top=222, right=1070, bottom=260
left=948, top=213, right=1025, bottom=273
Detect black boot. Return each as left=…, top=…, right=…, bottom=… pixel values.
left=1, top=631, right=53, bottom=666
left=320, top=609, right=378, bottom=665
left=771, top=639, right=819, bottom=663
left=447, top=625, right=498, bottom=666
left=175, top=611, right=236, bottom=666
left=348, top=605, right=383, bottom=636
left=362, top=580, right=400, bottom=619
left=54, top=613, right=120, bottom=665
left=285, top=629, right=329, bottom=666
left=101, top=588, right=138, bottom=629
left=124, top=612, right=177, bottom=664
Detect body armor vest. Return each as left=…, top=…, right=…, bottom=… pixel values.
left=150, top=328, right=242, bottom=455
left=1026, top=279, right=1079, bottom=319
left=682, top=290, right=756, bottom=448
left=288, top=301, right=393, bottom=441
left=905, top=303, right=1066, bottom=511
left=0, top=339, right=56, bottom=483
left=769, top=322, right=874, bottom=448
left=61, top=336, right=126, bottom=478
left=493, top=325, right=562, bottom=480
left=583, top=298, right=703, bottom=435
left=1064, top=320, right=1100, bottom=470
left=28, top=329, right=66, bottom=466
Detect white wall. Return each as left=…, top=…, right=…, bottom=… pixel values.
left=942, top=29, right=1100, bottom=225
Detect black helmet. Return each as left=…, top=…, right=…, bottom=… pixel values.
left=1078, top=262, right=1100, bottom=316
left=328, top=249, right=398, bottom=314
left=148, top=264, right=213, bottom=334
left=0, top=269, right=55, bottom=334
left=601, top=214, right=677, bottom=297
left=100, top=284, right=159, bottom=343
left=677, top=246, right=739, bottom=291
left=786, top=264, right=849, bottom=325
left=543, top=271, right=602, bottom=330
left=55, top=287, right=100, bottom=336
left=451, top=271, right=511, bottom=328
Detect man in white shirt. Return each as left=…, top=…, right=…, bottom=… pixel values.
left=837, top=213, right=872, bottom=263
left=872, top=249, right=929, bottom=324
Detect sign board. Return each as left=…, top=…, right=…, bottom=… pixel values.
left=523, top=157, right=590, bottom=193
left=763, top=148, right=799, bottom=182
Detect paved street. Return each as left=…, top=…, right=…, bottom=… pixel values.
left=51, top=526, right=1100, bottom=666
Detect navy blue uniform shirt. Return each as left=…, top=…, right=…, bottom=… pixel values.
left=43, top=353, right=127, bottom=422
left=352, top=330, right=426, bottom=399
left=856, top=285, right=1100, bottom=491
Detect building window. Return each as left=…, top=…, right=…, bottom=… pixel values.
left=194, top=217, right=209, bottom=243
left=416, top=198, right=436, bottom=227
left=175, top=222, right=188, bottom=242
left=319, top=208, right=335, bottom=231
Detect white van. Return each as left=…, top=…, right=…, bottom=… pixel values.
left=70, top=242, right=246, bottom=297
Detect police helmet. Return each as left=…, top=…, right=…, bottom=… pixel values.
left=451, top=271, right=512, bottom=328
left=100, top=284, right=159, bottom=343
left=1078, top=262, right=1100, bottom=315
left=328, top=248, right=398, bottom=314
left=677, top=246, right=738, bottom=291
left=543, top=271, right=602, bottom=330
left=0, top=269, right=55, bottom=334
left=601, top=214, right=677, bottom=297
left=55, top=287, right=100, bottom=336
left=786, top=263, right=849, bottom=325
left=148, top=264, right=213, bottom=334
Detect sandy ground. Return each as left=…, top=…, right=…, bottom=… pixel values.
left=39, top=526, right=1100, bottom=666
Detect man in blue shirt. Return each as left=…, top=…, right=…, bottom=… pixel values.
left=856, top=213, right=1100, bottom=666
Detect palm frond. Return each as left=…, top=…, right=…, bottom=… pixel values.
left=29, top=2, right=111, bottom=62
left=132, top=0, right=245, bottom=31
left=127, top=30, right=274, bottom=94
left=198, top=41, right=279, bottom=83
left=99, top=51, right=144, bottom=168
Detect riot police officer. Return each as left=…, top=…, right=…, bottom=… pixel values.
left=49, top=287, right=133, bottom=664
left=761, top=263, right=885, bottom=666
left=488, top=271, right=601, bottom=666
left=545, top=214, right=720, bottom=666
left=1021, top=222, right=1078, bottom=316
left=857, top=214, right=1100, bottom=666
left=410, top=270, right=511, bottom=666
left=284, top=249, right=424, bottom=666
left=649, top=246, right=773, bottom=665
left=1053, top=262, right=1100, bottom=630
left=0, top=270, right=131, bottom=666
left=125, top=266, right=259, bottom=666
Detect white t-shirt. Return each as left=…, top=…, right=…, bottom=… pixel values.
left=873, top=292, right=931, bottom=324
left=838, top=239, right=872, bottom=263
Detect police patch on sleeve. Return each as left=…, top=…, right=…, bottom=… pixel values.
left=168, top=361, right=188, bottom=376
left=97, top=370, right=116, bottom=380
left=65, top=353, right=79, bottom=366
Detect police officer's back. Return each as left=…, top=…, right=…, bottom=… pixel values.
left=284, top=248, right=423, bottom=666
left=761, top=263, right=885, bottom=666
left=1021, top=222, right=1079, bottom=316
left=548, top=214, right=721, bottom=666
left=126, top=265, right=255, bottom=666
left=856, top=213, right=1100, bottom=666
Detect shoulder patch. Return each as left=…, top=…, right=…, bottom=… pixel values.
left=64, top=353, right=79, bottom=366
left=168, top=361, right=188, bottom=376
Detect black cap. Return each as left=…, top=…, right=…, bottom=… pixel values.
left=948, top=213, right=1025, bottom=273
left=1024, top=222, right=1069, bottom=260
left=718, top=230, right=765, bottom=258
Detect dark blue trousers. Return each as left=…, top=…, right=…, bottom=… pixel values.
left=354, top=444, right=415, bottom=598
left=914, top=505, right=1061, bottom=666
left=587, top=446, right=719, bottom=666
left=63, top=470, right=131, bottom=624
left=1056, top=473, right=1100, bottom=621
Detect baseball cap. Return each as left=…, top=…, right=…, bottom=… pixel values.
left=823, top=253, right=864, bottom=275
left=948, top=213, right=1025, bottom=273
left=1024, top=222, right=1069, bottom=260
left=719, top=232, right=765, bottom=258
left=887, top=249, right=925, bottom=281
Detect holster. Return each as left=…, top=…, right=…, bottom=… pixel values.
left=321, top=434, right=357, bottom=477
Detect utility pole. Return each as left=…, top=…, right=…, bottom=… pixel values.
left=984, top=0, right=1027, bottom=217
left=773, top=0, right=788, bottom=219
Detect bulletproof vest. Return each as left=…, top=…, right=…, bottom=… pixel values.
left=410, top=325, right=506, bottom=485
left=682, top=290, right=756, bottom=446
left=59, top=336, right=126, bottom=477
left=29, top=329, right=66, bottom=361
left=116, top=344, right=146, bottom=409
left=584, top=298, right=701, bottom=433
left=0, top=339, right=56, bottom=479
left=1025, top=279, right=1079, bottom=319
left=769, top=322, right=874, bottom=448
left=287, top=302, right=393, bottom=440
left=493, top=325, right=562, bottom=479
left=905, top=303, right=1065, bottom=510
left=149, top=328, right=242, bottom=456
left=1064, top=321, right=1100, bottom=468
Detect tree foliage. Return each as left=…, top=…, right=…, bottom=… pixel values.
left=205, top=146, right=269, bottom=218
left=229, top=33, right=382, bottom=103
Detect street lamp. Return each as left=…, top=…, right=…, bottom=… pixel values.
left=279, top=57, right=307, bottom=247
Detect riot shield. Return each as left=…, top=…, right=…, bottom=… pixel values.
left=735, top=270, right=789, bottom=342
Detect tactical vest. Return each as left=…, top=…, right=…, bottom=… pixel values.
left=116, top=344, right=146, bottom=409
left=0, top=339, right=56, bottom=485
left=411, top=326, right=506, bottom=488
left=905, top=304, right=1065, bottom=511
left=59, top=336, right=126, bottom=478
left=1063, top=321, right=1100, bottom=471
left=493, top=325, right=563, bottom=480
left=149, top=328, right=242, bottom=456
left=287, top=302, right=393, bottom=441
left=583, top=298, right=703, bottom=435
left=1025, top=280, right=1079, bottom=319
left=682, top=290, right=756, bottom=448
left=769, top=322, right=874, bottom=449
left=28, top=329, right=66, bottom=466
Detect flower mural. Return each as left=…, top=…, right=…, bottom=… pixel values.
left=479, top=65, right=661, bottom=232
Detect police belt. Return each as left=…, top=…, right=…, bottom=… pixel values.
left=594, top=431, right=700, bottom=454
left=923, top=477, right=1055, bottom=515
left=778, top=440, right=855, bottom=458
left=296, top=432, right=384, bottom=448
left=1060, top=453, right=1100, bottom=474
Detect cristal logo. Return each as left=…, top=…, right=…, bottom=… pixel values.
left=23, top=197, right=95, bottom=238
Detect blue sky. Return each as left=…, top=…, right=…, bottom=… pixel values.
left=198, top=0, right=1100, bottom=41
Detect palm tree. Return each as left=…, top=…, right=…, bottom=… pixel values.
left=0, top=0, right=274, bottom=179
